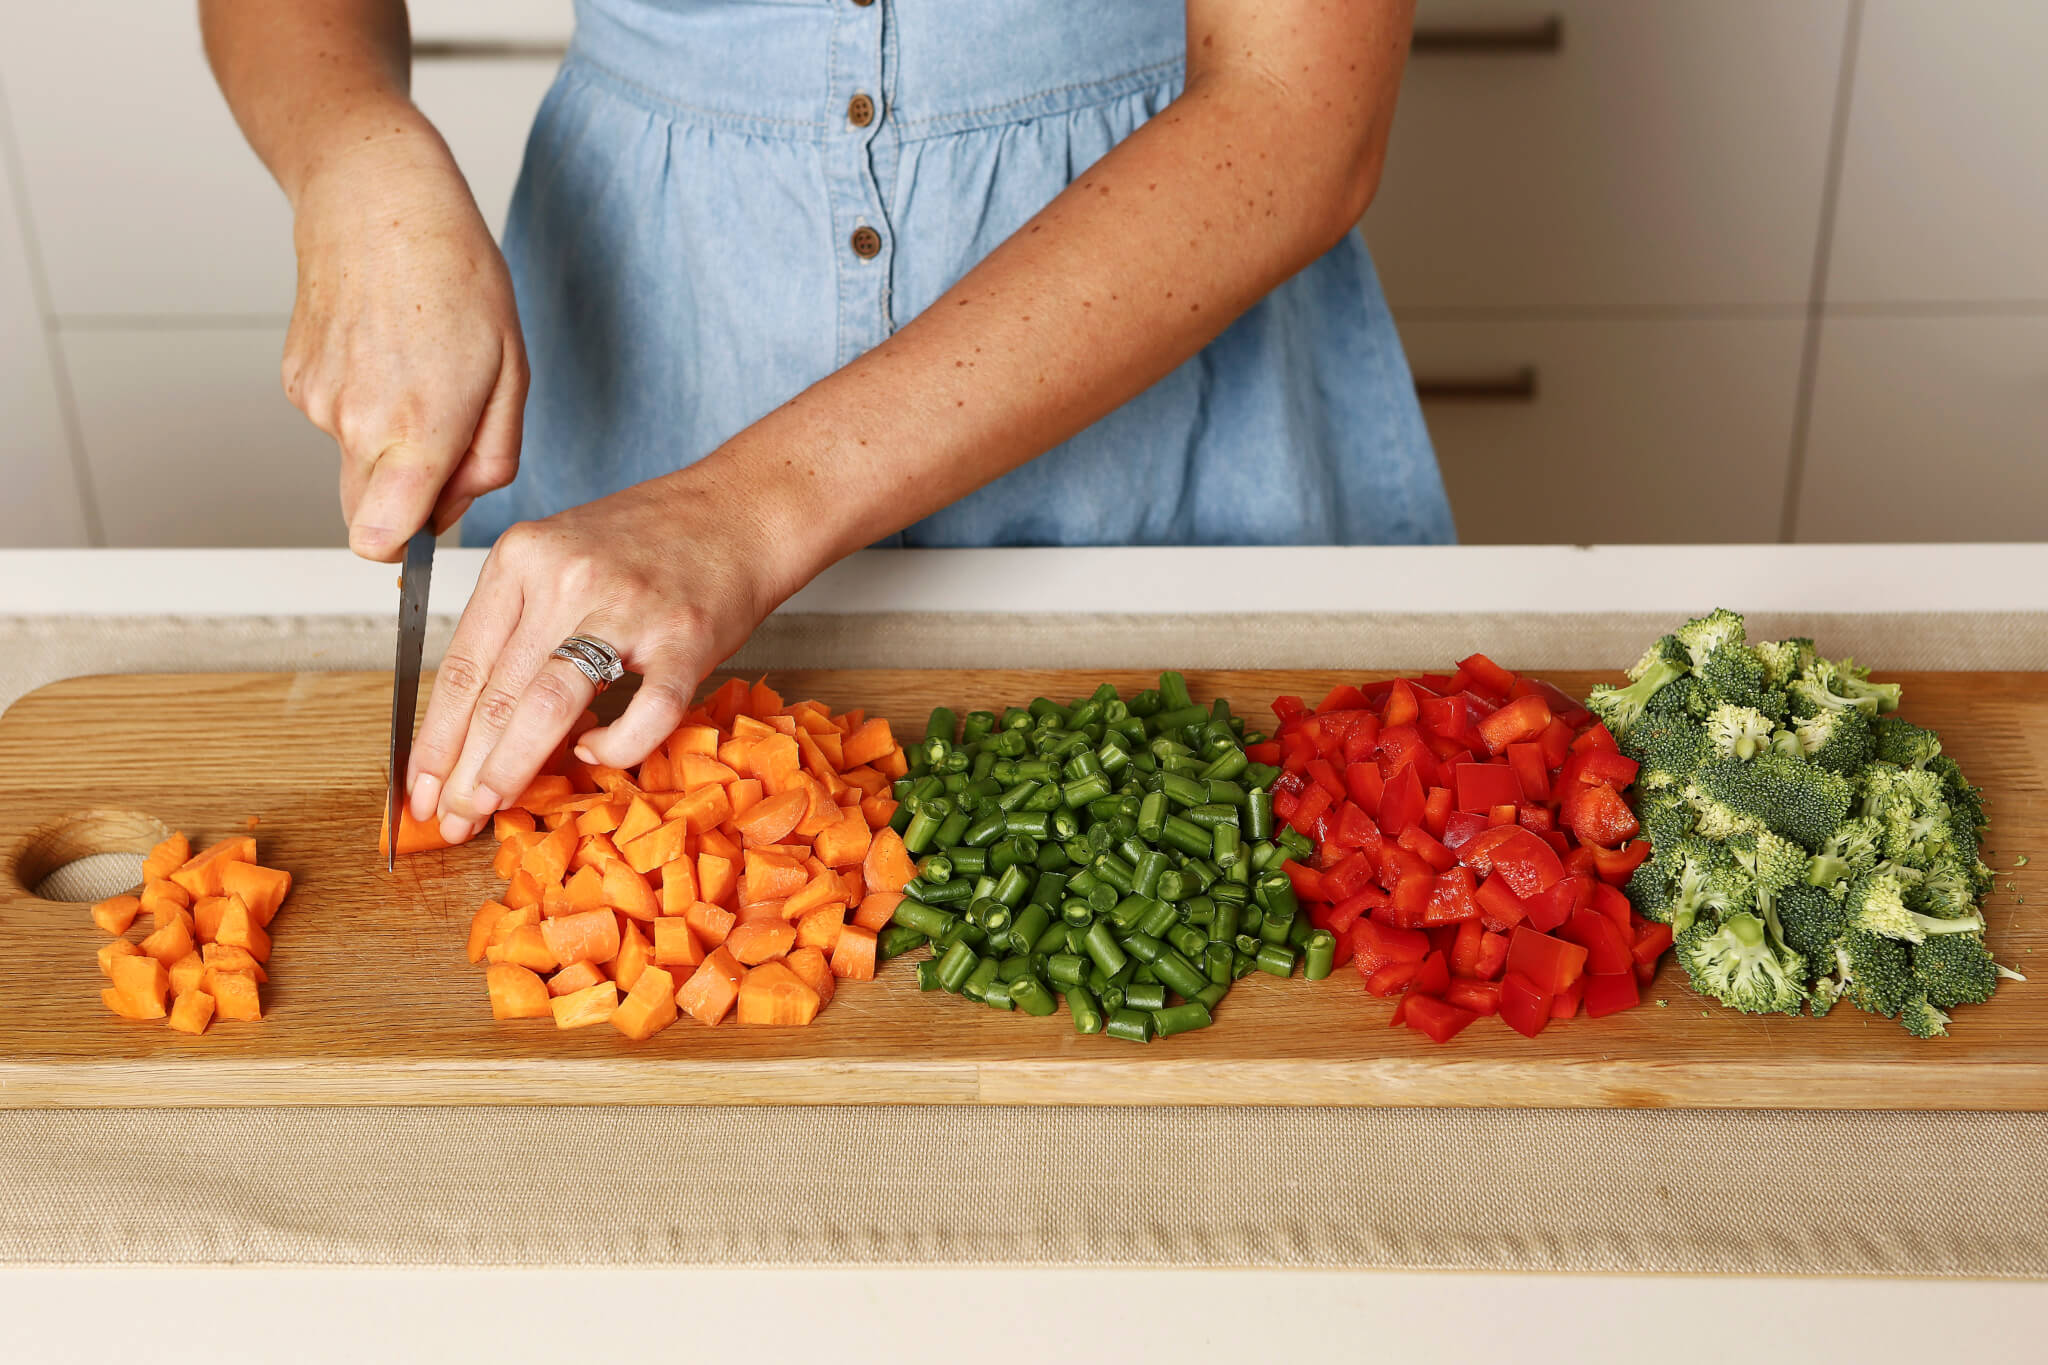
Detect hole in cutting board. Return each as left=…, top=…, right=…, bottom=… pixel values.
left=10, top=809, right=171, bottom=903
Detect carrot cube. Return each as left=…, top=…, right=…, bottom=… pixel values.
left=142, top=832, right=190, bottom=883
left=540, top=907, right=620, bottom=967
left=467, top=901, right=513, bottom=963
left=851, top=891, right=903, bottom=933
left=207, top=970, right=263, bottom=1022
left=830, top=924, right=878, bottom=981
left=610, top=965, right=679, bottom=1041
left=812, top=810, right=873, bottom=869
left=685, top=900, right=735, bottom=948
left=736, top=960, right=821, bottom=1026
left=603, top=861, right=661, bottom=921
left=167, top=990, right=216, bottom=1036
left=98, top=939, right=142, bottom=977
left=219, top=862, right=291, bottom=927
left=610, top=919, right=654, bottom=993
left=201, top=943, right=268, bottom=984
left=501, top=923, right=562, bottom=972
left=784, top=945, right=837, bottom=1011
left=546, top=960, right=607, bottom=997
left=486, top=963, right=552, bottom=1020
left=725, top=917, right=797, bottom=965
left=91, top=894, right=141, bottom=935
left=677, top=946, right=745, bottom=1026
left=840, top=717, right=897, bottom=769
left=549, top=980, right=619, bottom=1029
left=794, top=905, right=846, bottom=953
left=658, top=856, right=699, bottom=916
left=493, top=809, right=537, bottom=841
left=108, top=954, right=169, bottom=1017
left=168, top=951, right=207, bottom=997
left=213, top=898, right=272, bottom=962
left=653, top=916, right=705, bottom=969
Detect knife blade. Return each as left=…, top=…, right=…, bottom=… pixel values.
left=386, top=526, right=437, bottom=871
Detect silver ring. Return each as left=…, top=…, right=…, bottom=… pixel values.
left=551, top=633, right=625, bottom=692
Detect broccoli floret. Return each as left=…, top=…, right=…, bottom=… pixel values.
left=1622, top=709, right=1706, bottom=791
left=1833, top=929, right=1913, bottom=1018
left=1927, top=755, right=1986, bottom=834
left=1792, top=707, right=1874, bottom=776
left=1911, top=932, right=2001, bottom=1009
left=1656, top=837, right=1745, bottom=932
left=1806, top=816, right=1884, bottom=892
left=1821, top=657, right=1903, bottom=715
left=1697, top=643, right=1768, bottom=708
left=1676, top=912, right=1806, bottom=1016
left=1727, top=829, right=1808, bottom=894
left=1872, top=715, right=1942, bottom=770
left=1587, top=652, right=1688, bottom=742
left=1626, top=634, right=1690, bottom=683
left=1776, top=882, right=1848, bottom=970
left=1904, top=856, right=1981, bottom=920
left=1674, top=609, right=1748, bottom=668
left=1703, top=703, right=1776, bottom=761
left=1876, top=768, right=1955, bottom=870
left=1846, top=869, right=1986, bottom=944
left=1899, top=993, right=1952, bottom=1039
left=1694, top=755, right=1853, bottom=852
left=1638, top=789, right=1698, bottom=851
left=1683, top=779, right=1768, bottom=842
left=1754, top=637, right=1816, bottom=689
left=1855, top=761, right=1905, bottom=818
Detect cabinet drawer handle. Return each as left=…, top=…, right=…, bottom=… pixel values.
left=1414, top=368, right=1539, bottom=403
left=413, top=38, right=569, bottom=60
left=1411, top=17, right=1563, bottom=55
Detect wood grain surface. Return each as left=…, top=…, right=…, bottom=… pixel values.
left=1, top=669, right=2041, bottom=1110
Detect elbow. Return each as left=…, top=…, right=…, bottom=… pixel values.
left=1315, top=144, right=1388, bottom=254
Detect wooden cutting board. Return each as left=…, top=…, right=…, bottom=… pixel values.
left=1, top=669, right=2041, bottom=1110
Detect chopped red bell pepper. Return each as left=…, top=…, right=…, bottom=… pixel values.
left=1443, top=978, right=1502, bottom=1016
left=1559, top=905, right=1634, bottom=975
left=1272, top=695, right=1307, bottom=724
left=1389, top=872, right=1433, bottom=928
left=1498, top=972, right=1554, bottom=1037
left=1456, top=652, right=1518, bottom=702
left=1398, top=822, right=1457, bottom=873
left=1484, top=826, right=1566, bottom=900
left=1375, top=843, right=1433, bottom=894
left=1631, top=919, right=1674, bottom=968
left=1569, top=722, right=1619, bottom=755
left=1422, top=785, right=1453, bottom=838
left=1476, top=694, right=1553, bottom=754
left=1505, top=742, right=1552, bottom=803
left=1377, top=764, right=1426, bottom=837
left=1505, top=926, right=1588, bottom=994
left=1410, top=948, right=1452, bottom=997
left=1583, top=971, right=1641, bottom=1018
left=1280, top=858, right=1327, bottom=903
left=1590, top=882, right=1634, bottom=937
left=1353, top=916, right=1429, bottom=976
left=1549, top=975, right=1586, bottom=1019
left=1318, top=683, right=1369, bottom=714
left=1403, top=994, right=1477, bottom=1043
left=1592, top=839, right=1653, bottom=886
left=1327, top=885, right=1390, bottom=933
left=1365, top=960, right=1419, bottom=997
left=1343, top=760, right=1384, bottom=818
left=1564, top=782, right=1640, bottom=847
left=1474, top=874, right=1530, bottom=933
left=1441, top=809, right=1490, bottom=852
left=1517, top=805, right=1556, bottom=834
left=1453, top=762, right=1525, bottom=813
left=1382, top=678, right=1419, bottom=727
left=1321, top=850, right=1375, bottom=902
left=1448, top=917, right=1486, bottom=978
left=1246, top=739, right=1282, bottom=766
left=1422, top=866, right=1480, bottom=926
left=1304, top=757, right=1345, bottom=801
left=1288, top=783, right=1333, bottom=836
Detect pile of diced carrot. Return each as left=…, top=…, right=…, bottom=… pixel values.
left=92, top=832, right=291, bottom=1035
left=461, top=677, right=913, bottom=1037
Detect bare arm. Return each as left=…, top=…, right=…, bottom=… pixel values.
left=417, top=0, right=1415, bottom=837
left=201, top=0, right=527, bottom=558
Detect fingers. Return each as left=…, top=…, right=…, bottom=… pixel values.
left=406, top=559, right=523, bottom=822
left=456, top=653, right=601, bottom=841
left=430, top=345, right=528, bottom=535
left=435, top=614, right=570, bottom=843
left=574, top=643, right=701, bottom=769
left=348, top=439, right=449, bottom=561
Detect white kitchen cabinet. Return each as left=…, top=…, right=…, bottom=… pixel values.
left=1399, top=317, right=1806, bottom=543
left=0, top=91, right=88, bottom=547
left=1795, top=317, right=2048, bottom=542
left=1368, top=0, right=1847, bottom=309
left=0, top=3, right=559, bottom=318
left=1828, top=1, right=2048, bottom=304
left=60, top=327, right=343, bottom=548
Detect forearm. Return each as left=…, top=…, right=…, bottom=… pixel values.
left=200, top=0, right=430, bottom=206
left=693, top=3, right=1413, bottom=596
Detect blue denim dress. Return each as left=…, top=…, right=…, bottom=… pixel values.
left=466, top=0, right=1455, bottom=548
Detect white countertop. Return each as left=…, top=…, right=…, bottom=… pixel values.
left=3, top=543, right=2045, bottom=616
left=4, top=541, right=2043, bottom=1354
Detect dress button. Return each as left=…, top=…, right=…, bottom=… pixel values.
left=850, top=226, right=882, bottom=259
left=852, top=0, right=873, bottom=6
left=847, top=93, right=875, bottom=127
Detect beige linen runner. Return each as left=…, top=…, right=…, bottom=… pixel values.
left=2, top=609, right=2044, bottom=1274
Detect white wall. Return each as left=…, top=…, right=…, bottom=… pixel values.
left=0, top=0, right=2040, bottom=547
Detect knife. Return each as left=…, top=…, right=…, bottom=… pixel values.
left=385, top=526, right=436, bottom=871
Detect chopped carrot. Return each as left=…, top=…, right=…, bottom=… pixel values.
left=685, top=900, right=735, bottom=949
left=142, top=832, right=190, bottom=882
left=192, top=895, right=232, bottom=943
left=98, top=939, right=141, bottom=977
left=202, top=943, right=268, bottom=984
left=658, top=857, right=699, bottom=916
left=614, top=795, right=662, bottom=847
left=602, top=861, right=661, bottom=921
left=468, top=902, right=513, bottom=963
left=572, top=832, right=625, bottom=873
left=830, top=924, right=878, bottom=981
left=611, top=965, right=678, bottom=1040
left=550, top=981, right=620, bottom=1029
left=168, top=951, right=206, bottom=997
left=574, top=801, right=625, bottom=837
left=859, top=794, right=899, bottom=831
left=212, top=899, right=271, bottom=962
left=91, top=894, right=141, bottom=935
left=546, top=960, right=608, bottom=998
left=138, top=914, right=198, bottom=967
left=167, top=990, right=216, bottom=1036
left=852, top=890, right=904, bottom=933
left=862, top=827, right=915, bottom=894
left=563, top=863, right=606, bottom=913
left=795, top=905, right=845, bottom=954
left=493, top=809, right=538, bottom=840
left=521, top=823, right=578, bottom=885
left=486, top=963, right=552, bottom=1020
left=697, top=852, right=738, bottom=906
left=169, top=836, right=258, bottom=899
left=540, top=908, right=620, bottom=967
left=504, top=868, right=544, bottom=909
left=812, top=810, right=873, bottom=869
left=108, top=954, right=170, bottom=1018
left=736, top=961, right=820, bottom=1026
left=501, top=923, right=561, bottom=973
left=611, top=919, right=654, bottom=993
left=840, top=718, right=897, bottom=769
left=726, top=918, right=797, bottom=965
left=782, top=870, right=848, bottom=923
left=219, top=862, right=291, bottom=927
left=207, top=970, right=263, bottom=1022
left=140, top=878, right=190, bottom=917
left=638, top=747, right=675, bottom=791
left=621, top=820, right=690, bottom=875
left=380, top=806, right=456, bottom=859
left=676, top=946, right=746, bottom=1026
left=670, top=724, right=720, bottom=757
left=784, top=945, right=837, bottom=1010
left=653, top=917, right=704, bottom=969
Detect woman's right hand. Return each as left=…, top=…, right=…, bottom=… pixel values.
left=282, top=112, right=528, bottom=561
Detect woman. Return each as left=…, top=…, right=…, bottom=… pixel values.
left=203, top=0, right=1450, bottom=846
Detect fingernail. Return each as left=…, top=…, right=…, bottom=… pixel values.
left=573, top=744, right=596, bottom=765
left=439, top=812, right=476, bottom=846
left=409, top=773, right=441, bottom=824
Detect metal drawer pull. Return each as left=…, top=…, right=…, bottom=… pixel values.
left=1413, top=368, right=1539, bottom=402
left=413, top=38, right=569, bottom=60
left=1412, top=16, right=1563, bottom=55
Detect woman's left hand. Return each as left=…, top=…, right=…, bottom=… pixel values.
left=407, top=462, right=806, bottom=845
